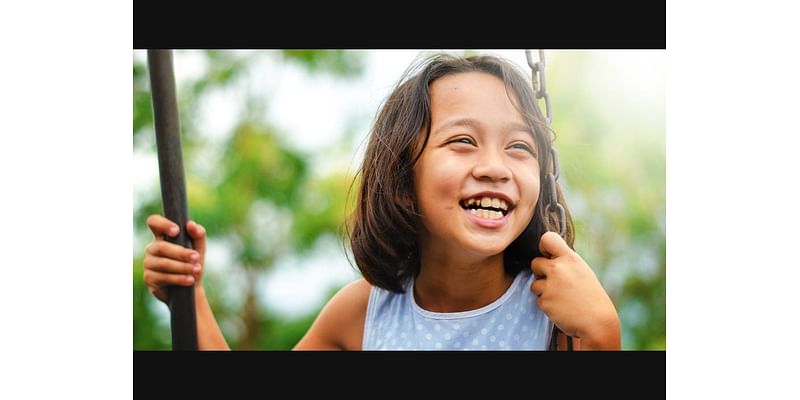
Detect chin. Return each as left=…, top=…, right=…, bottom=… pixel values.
left=461, top=240, right=512, bottom=258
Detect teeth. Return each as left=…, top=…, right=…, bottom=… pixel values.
left=469, top=208, right=504, bottom=220
left=462, top=196, right=511, bottom=212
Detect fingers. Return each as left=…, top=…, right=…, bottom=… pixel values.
left=146, top=240, right=200, bottom=265
left=142, top=242, right=201, bottom=304
left=143, top=269, right=196, bottom=288
left=530, top=278, right=546, bottom=297
left=143, top=215, right=207, bottom=305
left=186, top=220, right=207, bottom=261
left=147, top=214, right=179, bottom=240
left=538, top=231, right=571, bottom=259
left=530, top=256, right=553, bottom=279
left=144, top=255, right=200, bottom=275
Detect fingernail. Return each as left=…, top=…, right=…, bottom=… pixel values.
left=185, top=275, right=195, bottom=284
left=169, top=226, right=179, bottom=236
left=189, top=253, right=199, bottom=262
left=193, top=264, right=202, bottom=274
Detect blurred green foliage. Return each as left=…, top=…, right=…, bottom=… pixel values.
left=548, top=51, right=665, bottom=350
left=133, top=50, right=365, bottom=350
left=133, top=50, right=665, bottom=350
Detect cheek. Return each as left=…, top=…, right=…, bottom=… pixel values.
left=518, top=169, right=540, bottom=216
left=417, top=155, right=462, bottom=188
left=414, top=158, right=460, bottom=213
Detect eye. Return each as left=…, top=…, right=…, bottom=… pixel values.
left=510, top=142, right=536, bottom=156
left=449, top=137, right=475, bottom=146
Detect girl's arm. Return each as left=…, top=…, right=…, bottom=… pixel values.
left=193, top=286, right=230, bottom=350
left=575, top=314, right=621, bottom=350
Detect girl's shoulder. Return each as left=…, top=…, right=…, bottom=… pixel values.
left=328, top=278, right=373, bottom=319
left=294, top=278, right=372, bottom=350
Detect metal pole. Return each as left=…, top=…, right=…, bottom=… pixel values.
left=147, top=49, right=198, bottom=350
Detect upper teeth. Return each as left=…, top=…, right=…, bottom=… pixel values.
left=464, top=197, right=509, bottom=211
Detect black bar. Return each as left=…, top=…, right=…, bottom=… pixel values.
left=147, top=49, right=198, bottom=351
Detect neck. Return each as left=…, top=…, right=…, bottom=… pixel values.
left=414, top=245, right=514, bottom=313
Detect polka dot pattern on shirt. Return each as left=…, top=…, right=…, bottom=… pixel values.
left=363, top=270, right=550, bottom=350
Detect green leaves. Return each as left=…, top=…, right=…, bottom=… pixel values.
left=133, top=50, right=366, bottom=350
left=282, top=50, right=364, bottom=77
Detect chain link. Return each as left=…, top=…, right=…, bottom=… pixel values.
left=527, top=49, right=565, bottom=238
left=526, top=50, right=552, bottom=125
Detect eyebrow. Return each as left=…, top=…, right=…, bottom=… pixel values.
left=432, top=117, right=533, bottom=137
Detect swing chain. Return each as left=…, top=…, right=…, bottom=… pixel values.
left=527, top=49, right=565, bottom=238
left=526, top=49, right=552, bottom=125
left=528, top=49, right=572, bottom=351
left=544, top=168, right=566, bottom=237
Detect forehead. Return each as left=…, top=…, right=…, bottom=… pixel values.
left=429, top=71, right=525, bottom=126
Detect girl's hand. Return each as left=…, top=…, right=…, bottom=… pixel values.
left=143, top=215, right=207, bottom=304
left=530, top=232, right=621, bottom=348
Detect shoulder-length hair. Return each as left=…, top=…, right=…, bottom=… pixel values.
left=348, top=53, right=574, bottom=293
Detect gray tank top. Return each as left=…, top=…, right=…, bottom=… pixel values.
left=362, top=270, right=552, bottom=350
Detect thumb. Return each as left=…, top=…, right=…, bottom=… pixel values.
left=186, top=220, right=207, bottom=263
left=538, top=231, right=570, bottom=259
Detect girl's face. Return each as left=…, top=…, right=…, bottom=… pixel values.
left=413, top=72, right=540, bottom=259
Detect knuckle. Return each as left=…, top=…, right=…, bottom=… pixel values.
left=149, top=241, right=162, bottom=255
left=147, top=215, right=164, bottom=230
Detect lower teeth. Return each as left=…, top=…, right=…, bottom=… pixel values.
left=469, top=208, right=503, bottom=220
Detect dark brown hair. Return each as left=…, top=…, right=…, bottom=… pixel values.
left=348, top=53, right=574, bottom=293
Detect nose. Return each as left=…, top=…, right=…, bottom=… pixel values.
left=471, top=149, right=511, bottom=182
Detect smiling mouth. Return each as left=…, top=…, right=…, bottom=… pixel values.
left=459, top=196, right=515, bottom=220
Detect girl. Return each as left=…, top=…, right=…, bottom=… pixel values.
left=142, top=53, right=621, bottom=350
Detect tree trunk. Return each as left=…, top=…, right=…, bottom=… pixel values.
left=239, top=268, right=260, bottom=350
